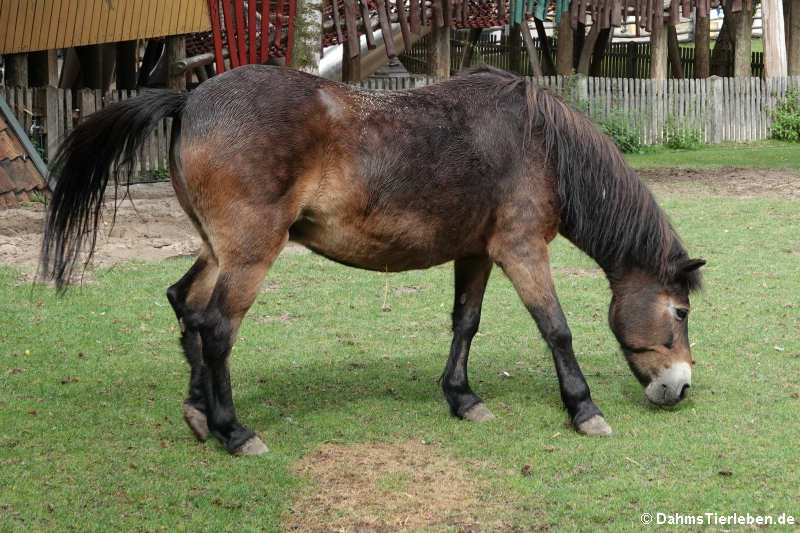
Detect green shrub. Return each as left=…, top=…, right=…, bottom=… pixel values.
left=597, top=112, right=643, bottom=153
left=663, top=114, right=702, bottom=150
left=29, top=192, right=48, bottom=205
left=770, top=89, right=800, bottom=142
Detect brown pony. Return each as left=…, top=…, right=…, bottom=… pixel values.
left=41, top=65, right=704, bottom=456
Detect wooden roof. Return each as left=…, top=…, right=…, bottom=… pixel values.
left=0, top=0, right=211, bottom=54
left=0, top=96, right=50, bottom=208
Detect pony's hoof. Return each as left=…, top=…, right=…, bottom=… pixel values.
left=182, top=403, right=210, bottom=442
left=463, top=403, right=496, bottom=422
left=575, top=415, right=613, bottom=436
left=234, top=435, right=269, bottom=456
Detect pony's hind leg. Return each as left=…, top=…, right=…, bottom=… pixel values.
left=166, top=246, right=219, bottom=442
left=489, top=239, right=612, bottom=436
left=189, top=233, right=289, bottom=456
left=442, top=256, right=496, bottom=421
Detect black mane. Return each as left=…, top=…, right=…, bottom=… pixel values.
left=520, top=77, right=701, bottom=291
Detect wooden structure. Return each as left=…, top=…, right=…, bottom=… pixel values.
left=1, top=1, right=213, bottom=91
left=205, top=0, right=297, bottom=72
left=402, top=34, right=767, bottom=79
left=0, top=0, right=210, bottom=54
left=0, top=94, right=50, bottom=207
left=321, top=0, right=760, bottom=73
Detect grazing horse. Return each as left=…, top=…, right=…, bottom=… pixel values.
left=41, top=65, right=704, bottom=456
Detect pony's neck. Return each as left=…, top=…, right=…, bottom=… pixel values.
left=525, top=82, right=682, bottom=288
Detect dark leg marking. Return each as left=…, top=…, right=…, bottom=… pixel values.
left=192, top=261, right=274, bottom=455
left=441, top=256, right=495, bottom=421
left=493, top=242, right=611, bottom=435
left=167, top=252, right=217, bottom=442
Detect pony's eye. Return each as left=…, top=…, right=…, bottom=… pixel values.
left=675, top=308, right=689, bottom=321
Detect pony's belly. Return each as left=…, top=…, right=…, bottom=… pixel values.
left=288, top=216, right=466, bottom=271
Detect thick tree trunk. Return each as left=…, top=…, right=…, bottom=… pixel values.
left=459, top=28, right=482, bottom=70
left=726, top=4, right=754, bottom=77
left=763, top=0, right=788, bottom=76
left=291, top=0, right=323, bottom=73
left=509, top=24, right=522, bottom=74
left=589, top=28, right=611, bottom=76
left=429, top=16, right=451, bottom=77
left=573, top=22, right=585, bottom=69
left=650, top=24, right=668, bottom=79
left=341, top=38, right=361, bottom=81
left=535, top=19, right=556, bottom=75
left=576, top=23, right=600, bottom=74
left=710, top=14, right=732, bottom=76
left=520, top=22, right=543, bottom=76
left=667, top=24, right=684, bottom=78
left=694, top=12, right=710, bottom=78
left=791, top=0, right=800, bottom=75
left=556, top=15, right=573, bottom=75
left=166, top=36, right=187, bottom=90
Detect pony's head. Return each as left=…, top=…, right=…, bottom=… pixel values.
left=608, top=258, right=705, bottom=406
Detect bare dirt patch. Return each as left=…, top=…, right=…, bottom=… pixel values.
left=0, top=182, right=306, bottom=278
left=639, top=167, right=800, bottom=200
left=286, top=441, right=510, bottom=533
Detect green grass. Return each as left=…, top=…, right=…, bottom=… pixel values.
left=2, top=194, right=799, bottom=531
left=680, top=38, right=764, bottom=52
left=625, top=140, right=800, bottom=169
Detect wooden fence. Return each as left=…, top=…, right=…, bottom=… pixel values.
left=2, top=86, right=171, bottom=180
left=401, top=33, right=766, bottom=80
left=357, top=74, right=800, bottom=144
left=4, top=75, right=800, bottom=181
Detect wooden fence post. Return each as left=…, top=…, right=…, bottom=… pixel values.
left=708, top=75, right=723, bottom=143
left=78, top=88, right=97, bottom=121
left=575, top=74, right=589, bottom=112
left=167, top=36, right=187, bottom=91
left=39, top=86, right=60, bottom=163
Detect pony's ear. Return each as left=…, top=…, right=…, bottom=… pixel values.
left=675, top=258, right=705, bottom=292
left=680, top=258, right=706, bottom=273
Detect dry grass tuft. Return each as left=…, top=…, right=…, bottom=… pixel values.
left=286, top=441, right=512, bottom=532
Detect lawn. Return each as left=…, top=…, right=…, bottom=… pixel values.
left=625, top=140, right=800, bottom=170
left=2, top=188, right=799, bottom=530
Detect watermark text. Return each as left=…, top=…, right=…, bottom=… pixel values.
left=640, top=512, right=796, bottom=526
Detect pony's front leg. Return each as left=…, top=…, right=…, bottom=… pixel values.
left=491, top=241, right=612, bottom=436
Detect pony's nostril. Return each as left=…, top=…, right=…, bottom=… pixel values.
left=679, top=383, right=690, bottom=399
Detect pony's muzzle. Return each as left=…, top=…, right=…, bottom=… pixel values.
left=644, top=362, right=692, bottom=405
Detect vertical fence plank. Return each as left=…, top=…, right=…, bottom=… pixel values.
left=64, top=88, right=73, bottom=135
left=758, top=77, right=764, bottom=140
left=44, top=86, right=59, bottom=163
left=56, top=86, right=65, bottom=149
left=14, top=89, right=25, bottom=134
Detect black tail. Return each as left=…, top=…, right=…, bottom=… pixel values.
left=39, top=90, right=187, bottom=290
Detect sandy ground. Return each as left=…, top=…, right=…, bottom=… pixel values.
left=641, top=167, right=800, bottom=200
left=0, top=168, right=797, bottom=275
